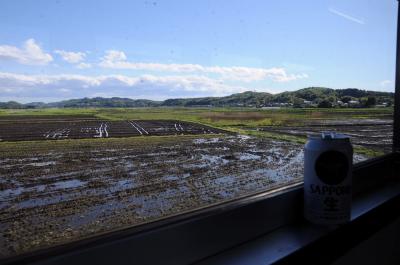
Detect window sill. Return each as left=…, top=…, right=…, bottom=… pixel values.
left=196, top=178, right=400, bottom=265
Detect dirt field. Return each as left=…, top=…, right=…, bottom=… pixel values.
left=0, top=117, right=225, bottom=141
left=258, top=119, right=393, bottom=153
left=0, top=135, right=318, bottom=257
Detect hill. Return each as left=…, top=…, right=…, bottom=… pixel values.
left=277, top=87, right=394, bottom=108
left=46, top=97, right=162, bottom=108
left=0, top=87, right=394, bottom=109
left=162, top=91, right=273, bottom=107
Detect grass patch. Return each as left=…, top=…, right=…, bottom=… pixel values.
left=223, top=127, right=307, bottom=144
left=353, top=145, right=385, bottom=158
left=0, top=108, right=99, bottom=117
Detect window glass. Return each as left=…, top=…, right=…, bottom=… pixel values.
left=0, top=0, right=396, bottom=258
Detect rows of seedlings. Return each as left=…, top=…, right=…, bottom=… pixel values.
left=0, top=119, right=226, bottom=141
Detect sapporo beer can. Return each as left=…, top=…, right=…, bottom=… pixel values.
left=304, top=132, right=353, bottom=225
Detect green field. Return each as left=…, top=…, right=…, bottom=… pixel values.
left=0, top=106, right=393, bottom=125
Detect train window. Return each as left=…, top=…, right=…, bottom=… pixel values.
left=0, top=0, right=396, bottom=259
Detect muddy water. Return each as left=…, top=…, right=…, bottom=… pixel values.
left=0, top=135, right=366, bottom=258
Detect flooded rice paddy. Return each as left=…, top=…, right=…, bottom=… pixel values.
left=259, top=118, right=392, bottom=153
left=0, top=128, right=369, bottom=258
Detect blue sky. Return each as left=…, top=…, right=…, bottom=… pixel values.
left=0, top=0, right=397, bottom=102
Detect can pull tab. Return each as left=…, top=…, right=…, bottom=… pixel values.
left=322, top=132, right=336, bottom=139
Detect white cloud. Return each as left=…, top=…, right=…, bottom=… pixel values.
left=54, top=50, right=86, bottom=63
left=0, top=72, right=251, bottom=101
left=99, top=50, right=308, bottom=83
left=380, top=80, right=392, bottom=87
left=76, top=62, right=92, bottom=69
left=58, top=88, right=71, bottom=93
left=205, top=66, right=309, bottom=82
left=0, top=39, right=53, bottom=65
left=329, top=8, right=365, bottom=25
left=102, top=50, right=127, bottom=62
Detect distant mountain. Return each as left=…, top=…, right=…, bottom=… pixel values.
left=0, top=101, right=25, bottom=109
left=162, top=91, right=273, bottom=107
left=0, top=87, right=394, bottom=109
left=46, top=97, right=162, bottom=108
